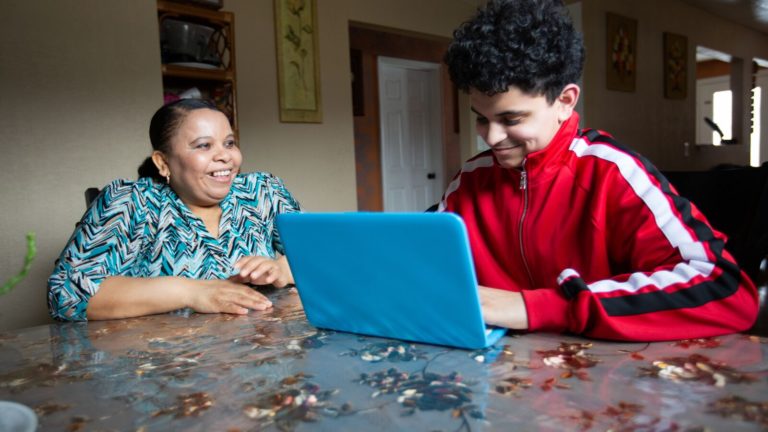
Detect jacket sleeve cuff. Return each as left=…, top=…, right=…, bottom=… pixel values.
left=521, top=288, right=570, bottom=332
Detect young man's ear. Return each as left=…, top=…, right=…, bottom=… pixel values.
left=557, top=84, right=580, bottom=123
left=151, top=151, right=170, bottom=177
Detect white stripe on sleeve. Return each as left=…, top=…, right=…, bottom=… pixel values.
left=437, top=155, right=495, bottom=212
left=566, top=138, right=713, bottom=294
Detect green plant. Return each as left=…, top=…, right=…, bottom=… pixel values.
left=1, top=232, right=36, bottom=295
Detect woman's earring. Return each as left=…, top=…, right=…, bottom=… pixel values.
left=165, top=174, right=170, bottom=184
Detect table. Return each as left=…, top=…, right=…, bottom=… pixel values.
left=1, top=288, right=766, bottom=431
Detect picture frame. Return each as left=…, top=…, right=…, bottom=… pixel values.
left=663, top=32, right=687, bottom=99
left=274, top=0, right=322, bottom=123
left=606, top=12, right=637, bottom=92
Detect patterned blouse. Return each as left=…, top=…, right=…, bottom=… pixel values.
left=48, top=172, right=301, bottom=321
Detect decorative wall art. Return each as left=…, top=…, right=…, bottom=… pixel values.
left=663, top=32, right=688, bottom=99
left=606, top=12, right=637, bottom=92
left=274, top=0, right=322, bottom=123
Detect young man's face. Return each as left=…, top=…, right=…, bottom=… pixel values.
left=471, top=86, right=575, bottom=169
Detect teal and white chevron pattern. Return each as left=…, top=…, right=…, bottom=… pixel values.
left=48, top=172, right=301, bottom=321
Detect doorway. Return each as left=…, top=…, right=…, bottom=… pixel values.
left=696, top=75, right=732, bottom=145
left=378, top=57, right=443, bottom=211
left=349, top=23, right=460, bottom=211
left=753, top=64, right=768, bottom=166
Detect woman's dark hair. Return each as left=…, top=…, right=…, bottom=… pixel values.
left=444, top=0, right=584, bottom=103
left=137, top=99, right=223, bottom=182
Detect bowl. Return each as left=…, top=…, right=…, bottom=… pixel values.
left=160, top=18, right=222, bottom=67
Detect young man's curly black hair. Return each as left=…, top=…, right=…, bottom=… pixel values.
left=444, top=0, right=584, bottom=104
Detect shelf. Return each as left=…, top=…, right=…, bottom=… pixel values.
left=157, top=0, right=238, bottom=133
left=157, top=0, right=231, bottom=24
left=161, top=64, right=234, bottom=81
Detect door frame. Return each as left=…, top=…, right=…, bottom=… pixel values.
left=349, top=23, right=460, bottom=211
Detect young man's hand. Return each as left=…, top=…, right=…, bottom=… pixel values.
left=478, top=286, right=529, bottom=329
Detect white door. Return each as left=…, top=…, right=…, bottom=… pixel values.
left=378, top=57, right=443, bottom=212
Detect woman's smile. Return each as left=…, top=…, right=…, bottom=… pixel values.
left=208, top=169, right=235, bottom=183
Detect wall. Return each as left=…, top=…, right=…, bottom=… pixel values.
left=0, top=0, right=476, bottom=331
left=0, top=0, right=162, bottom=330
left=578, top=0, right=768, bottom=170
left=223, top=0, right=476, bottom=212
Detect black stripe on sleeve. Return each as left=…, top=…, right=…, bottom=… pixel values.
left=600, top=241, right=740, bottom=316
left=576, top=130, right=743, bottom=316
left=562, top=276, right=589, bottom=300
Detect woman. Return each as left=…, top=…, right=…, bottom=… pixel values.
left=48, top=99, right=301, bottom=321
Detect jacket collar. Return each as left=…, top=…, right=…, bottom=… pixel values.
left=490, top=111, right=580, bottom=187
left=522, top=111, right=580, bottom=174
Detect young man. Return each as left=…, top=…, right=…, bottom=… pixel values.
left=440, top=0, right=758, bottom=341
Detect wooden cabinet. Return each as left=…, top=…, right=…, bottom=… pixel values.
left=157, top=0, right=238, bottom=133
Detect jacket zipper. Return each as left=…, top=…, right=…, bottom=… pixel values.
left=519, top=159, right=535, bottom=287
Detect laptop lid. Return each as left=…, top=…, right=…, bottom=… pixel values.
left=276, top=212, right=506, bottom=349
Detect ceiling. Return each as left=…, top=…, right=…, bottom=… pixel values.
left=680, top=0, right=768, bottom=35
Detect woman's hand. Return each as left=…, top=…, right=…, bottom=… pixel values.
left=230, top=255, right=294, bottom=288
left=186, top=279, right=272, bottom=315
left=478, top=286, right=529, bottom=330
left=87, top=276, right=272, bottom=320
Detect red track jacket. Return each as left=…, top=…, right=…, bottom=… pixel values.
left=439, top=113, right=758, bottom=341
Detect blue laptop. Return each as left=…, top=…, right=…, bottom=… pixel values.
left=275, top=212, right=506, bottom=349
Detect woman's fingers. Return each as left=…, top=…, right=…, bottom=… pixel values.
left=235, top=257, right=272, bottom=283
left=232, top=255, right=293, bottom=288
left=234, top=256, right=267, bottom=278
left=217, top=302, right=249, bottom=315
left=234, top=257, right=283, bottom=285
left=229, top=286, right=272, bottom=310
left=191, top=280, right=273, bottom=314
left=272, top=256, right=293, bottom=288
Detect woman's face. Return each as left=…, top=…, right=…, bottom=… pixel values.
left=162, top=108, right=242, bottom=209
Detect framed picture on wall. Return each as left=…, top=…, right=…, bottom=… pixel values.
left=274, top=0, right=323, bottom=123
left=663, top=32, right=687, bottom=99
left=606, top=12, right=637, bottom=92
